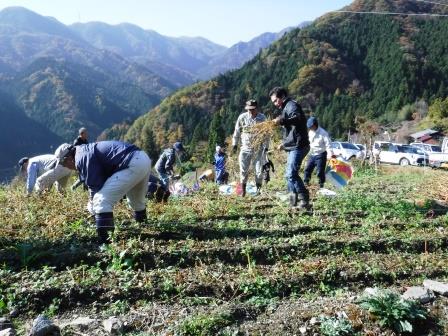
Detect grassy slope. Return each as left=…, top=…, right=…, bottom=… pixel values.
left=0, top=162, right=447, bottom=335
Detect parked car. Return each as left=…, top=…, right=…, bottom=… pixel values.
left=378, top=143, right=428, bottom=166
left=410, top=140, right=448, bottom=167
left=372, top=141, right=392, bottom=157
left=331, top=142, right=362, bottom=160
left=410, top=142, right=442, bottom=154
left=354, top=143, right=369, bottom=159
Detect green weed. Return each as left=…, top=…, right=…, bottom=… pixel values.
left=178, top=312, right=233, bottom=336
left=104, top=244, right=134, bottom=272
left=43, top=297, right=61, bottom=318
left=358, top=288, right=428, bottom=333
left=107, top=299, right=130, bottom=315
left=239, top=275, right=280, bottom=306
left=14, top=242, right=47, bottom=269
left=320, top=315, right=357, bottom=336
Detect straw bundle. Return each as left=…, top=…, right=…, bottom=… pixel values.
left=250, top=120, right=277, bottom=152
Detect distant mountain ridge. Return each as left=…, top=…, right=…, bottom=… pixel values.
left=123, top=0, right=448, bottom=158
left=0, top=5, right=304, bottom=179
left=0, top=6, right=175, bottom=179
left=197, top=23, right=311, bottom=79
left=70, top=21, right=302, bottom=82
left=0, top=7, right=176, bottom=136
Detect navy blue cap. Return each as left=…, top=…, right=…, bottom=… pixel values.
left=307, top=116, right=318, bottom=128
left=173, top=142, right=184, bottom=152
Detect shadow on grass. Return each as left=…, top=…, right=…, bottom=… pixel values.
left=415, top=199, right=448, bottom=219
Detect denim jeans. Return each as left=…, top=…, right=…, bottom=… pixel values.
left=304, top=151, right=327, bottom=187
left=285, top=146, right=310, bottom=199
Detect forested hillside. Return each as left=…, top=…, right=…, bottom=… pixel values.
left=0, top=7, right=176, bottom=139
left=0, top=6, right=295, bottom=178
left=3, top=58, right=161, bottom=140
left=0, top=90, right=61, bottom=179
left=0, top=6, right=175, bottom=177
left=125, top=0, right=448, bottom=156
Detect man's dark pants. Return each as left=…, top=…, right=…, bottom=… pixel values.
left=285, top=146, right=310, bottom=202
left=304, top=151, right=327, bottom=188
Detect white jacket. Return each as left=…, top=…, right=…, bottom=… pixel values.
left=232, top=111, right=267, bottom=152
left=26, top=154, right=57, bottom=194
left=308, top=127, right=332, bottom=156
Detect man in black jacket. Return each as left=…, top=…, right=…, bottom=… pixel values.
left=72, top=127, right=89, bottom=190
left=270, top=87, right=310, bottom=209
left=73, top=127, right=88, bottom=146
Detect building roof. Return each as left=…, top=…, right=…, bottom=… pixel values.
left=409, top=129, right=439, bottom=140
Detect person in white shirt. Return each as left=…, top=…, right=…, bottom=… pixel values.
left=303, top=117, right=333, bottom=188
left=18, top=148, right=72, bottom=195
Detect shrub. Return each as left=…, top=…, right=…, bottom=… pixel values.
left=358, top=289, right=427, bottom=333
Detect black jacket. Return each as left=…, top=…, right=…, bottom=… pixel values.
left=277, top=98, right=309, bottom=151
left=73, top=137, right=88, bottom=146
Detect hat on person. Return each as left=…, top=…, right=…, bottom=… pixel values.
left=18, top=157, right=29, bottom=170
left=78, top=127, right=87, bottom=135
left=216, top=145, right=222, bottom=153
left=54, top=143, right=74, bottom=165
left=245, top=99, right=258, bottom=110
left=307, top=116, right=318, bottom=128
left=173, top=142, right=184, bottom=152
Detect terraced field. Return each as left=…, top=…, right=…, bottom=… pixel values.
left=0, top=165, right=447, bottom=335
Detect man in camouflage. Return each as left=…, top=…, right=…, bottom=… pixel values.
left=232, top=99, right=269, bottom=196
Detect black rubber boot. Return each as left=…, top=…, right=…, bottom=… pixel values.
left=134, top=209, right=147, bottom=223
left=95, top=212, right=114, bottom=244
left=241, top=183, right=247, bottom=197
left=288, top=192, right=297, bottom=207
left=297, top=192, right=311, bottom=210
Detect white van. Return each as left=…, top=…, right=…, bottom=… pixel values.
left=372, top=141, right=392, bottom=157
left=378, top=143, right=428, bottom=166
left=410, top=142, right=442, bottom=154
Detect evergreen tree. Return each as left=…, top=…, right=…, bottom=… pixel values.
left=206, top=110, right=226, bottom=162
left=140, top=125, right=159, bottom=161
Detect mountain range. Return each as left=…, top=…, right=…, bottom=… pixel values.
left=0, top=6, right=295, bottom=179
left=123, top=0, right=448, bottom=160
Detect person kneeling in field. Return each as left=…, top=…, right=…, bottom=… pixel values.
left=155, top=142, right=185, bottom=189
left=62, top=140, right=151, bottom=244
left=18, top=148, right=72, bottom=195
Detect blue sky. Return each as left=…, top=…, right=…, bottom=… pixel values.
left=0, top=0, right=353, bottom=46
